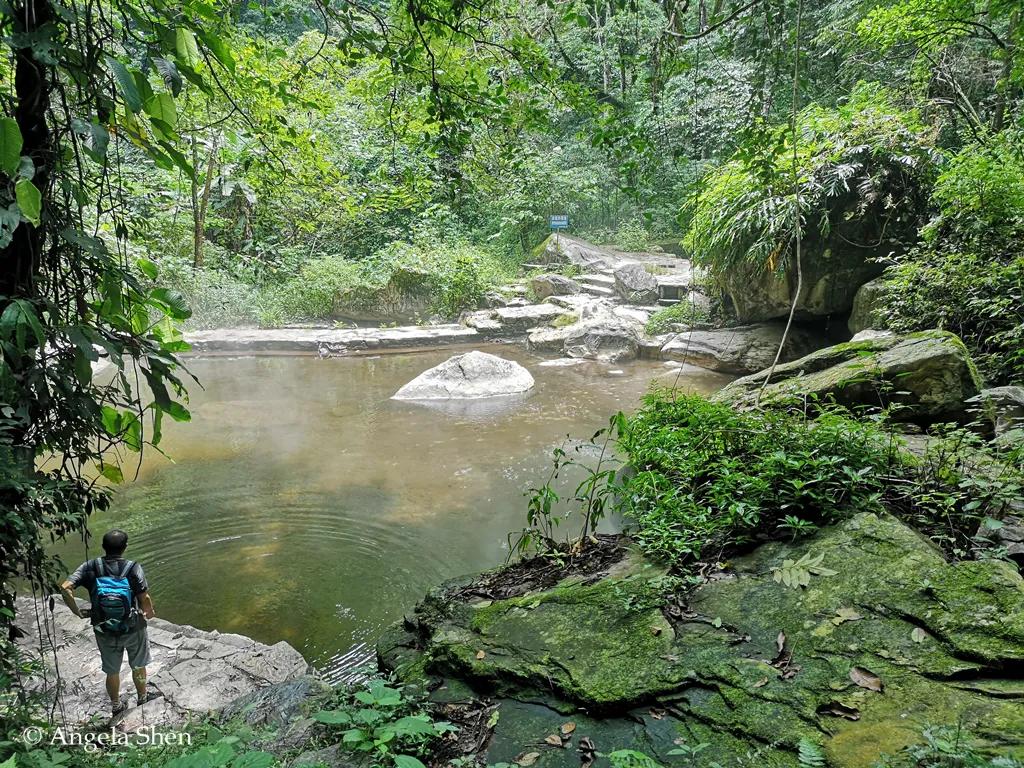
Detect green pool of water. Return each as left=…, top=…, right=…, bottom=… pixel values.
left=52, top=344, right=730, bottom=681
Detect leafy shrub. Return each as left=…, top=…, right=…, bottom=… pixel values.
left=614, top=219, right=652, bottom=251
left=644, top=299, right=711, bottom=335
left=879, top=132, right=1024, bottom=385
left=257, top=257, right=363, bottom=326
left=313, top=678, right=455, bottom=768
left=617, top=393, right=898, bottom=565
left=684, top=82, right=935, bottom=277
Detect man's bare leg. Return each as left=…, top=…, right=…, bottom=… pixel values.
left=132, top=667, right=147, bottom=704
left=106, top=673, right=123, bottom=711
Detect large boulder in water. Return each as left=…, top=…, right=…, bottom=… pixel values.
left=715, top=330, right=983, bottom=423
left=392, top=351, right=535, bottom=400
left=661, top=323, right=822, bottom=375
left=613, top=262, right=659, bottom=304
left=527, top=311, right=642, bottom=363
left=378, top=513, right=1024, bottom=766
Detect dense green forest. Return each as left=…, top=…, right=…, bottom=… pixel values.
left=2, top=0, right=1023, bottom=764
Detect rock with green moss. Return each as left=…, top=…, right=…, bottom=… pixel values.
left=379, top=513, right=1024, bottom=767
left=714, top=330, right=983, bottom=423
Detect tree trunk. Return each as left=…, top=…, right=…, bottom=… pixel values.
left=192, top=135, right=220, bottom=269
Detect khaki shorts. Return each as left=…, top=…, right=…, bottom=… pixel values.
left=94, top=625, right=151, bottom=675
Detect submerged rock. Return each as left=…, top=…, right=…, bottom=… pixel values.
left=661, top=323, right=821, bottom=375
left=393, top=350, right=535, bottom=400
left=715, top=330, right=983, bottom=423
left=14, top=597, right=309, bottom=727
left=379, top=513, right=1024, bottom=767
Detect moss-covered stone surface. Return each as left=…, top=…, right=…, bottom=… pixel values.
left=378, top=514, right=1024, bottom=767
left=713, top=330, right=983, bottom=423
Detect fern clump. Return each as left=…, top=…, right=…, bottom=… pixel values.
left=683, top=83, right=936, bottom=278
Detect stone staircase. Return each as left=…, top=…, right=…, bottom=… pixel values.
left=579, top=271, right=616, bottom=297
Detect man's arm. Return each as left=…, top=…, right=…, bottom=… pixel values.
left=139, top=590, right=155, bottom=620
left=59, top=580, right=87, bottom=619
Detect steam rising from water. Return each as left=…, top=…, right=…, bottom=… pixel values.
left=53, top=345, right=730, bottom=681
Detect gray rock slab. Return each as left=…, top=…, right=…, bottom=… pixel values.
left=14, top=597, right=309, bottom=727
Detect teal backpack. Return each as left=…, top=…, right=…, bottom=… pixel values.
left=91, top=559, right=138, bottom=635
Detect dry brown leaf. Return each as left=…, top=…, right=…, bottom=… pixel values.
left=753, top=677, right=769, bottom=688
left=516, top=752, right=541, bottom=766
left=849, top=666, right=884, bottom=692
left=475, top=650, right=486, bottom=660
left=776, top=631, right=786, bottom=654
left=650, top=625, right=663, bottom=636
left=832, top=608, right=863, bottom=625
left=817, top=701, right=861, bottom=720
left=560, top=722, right=576, bottom=735
left=544, top=734, right=563, bottom=747
left=649, top=708, right=665, bottom=720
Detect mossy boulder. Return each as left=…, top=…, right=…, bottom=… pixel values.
left=714, top=330, right=984, bottom=423
left=379, top=514, right=1024, bottom=767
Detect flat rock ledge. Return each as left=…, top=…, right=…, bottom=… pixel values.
left=14, top=597, right=309, bottom=728
left=393, top=350, right=535, bottom=400
left=185, top=324, right=478, bottom=356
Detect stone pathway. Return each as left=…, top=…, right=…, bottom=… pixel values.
left=14, top=597, right=309, bottom=728
left=185, top=323, right=478, bottom=356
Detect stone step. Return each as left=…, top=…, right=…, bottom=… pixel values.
left=580, top=273, right=615, bottom=286
left=582, top=284, right=615, bottom=297
left=658, top=298, right=682, bottom=306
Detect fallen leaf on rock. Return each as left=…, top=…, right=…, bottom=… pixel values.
left=475, top=650, right=486, bottom=660
left=516, top=752, right=541, bottom=766
left=781, top=665, right=801, bottom=680
left=650, top=625, right=663, bottom=636
left=776, top=631, right=786, bottom=654
left=753, top=677, right=769, bottom=688
left=544, top=734, right=563, bottom=747
left=817, top=701, right=860, bottom=720
left=849, top=666, right=884, bottom=692
left=649, top=708, right=665, bottom=720
left=578, top=736, right=597, bottom=768
left=560, top=722, right=576, bottom=735
left=832, top=608, right=863, bottom=625
left=911, top=627, right=929, bottom=643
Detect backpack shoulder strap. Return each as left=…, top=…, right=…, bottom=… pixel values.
left=93, top=557, right=105, bottom=578
left=120, top=560, right=135, bottom=579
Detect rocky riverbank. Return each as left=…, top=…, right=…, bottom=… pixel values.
left=378, top=513, right=1024, bottom=767
left=13, top=597, right=310, bottom=729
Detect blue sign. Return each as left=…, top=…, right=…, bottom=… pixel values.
left=549, top=214, right=569, bottom=231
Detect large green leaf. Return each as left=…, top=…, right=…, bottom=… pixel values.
left=107, top=57, right=143, bottom=113
left=393, top=756, right=427, bottom=768
left=145, top=92, right=178, bottom=132
left=149, top=286, right=191, bottom=320
left=199, top=31, right=235, bottom=73
left=176, top=28, right=201, bottom=67
left=15, top=179, right=41, bottom=226
left=0, top=118, right=23, bottom=176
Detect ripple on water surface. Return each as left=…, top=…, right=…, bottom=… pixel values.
left=52, top=345, right=731, bottom=681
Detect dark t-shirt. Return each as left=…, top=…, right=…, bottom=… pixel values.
left=68, top=557, right=149, bottom=610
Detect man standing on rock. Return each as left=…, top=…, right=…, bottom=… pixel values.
left=60, top=529, right=157, bottom=716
